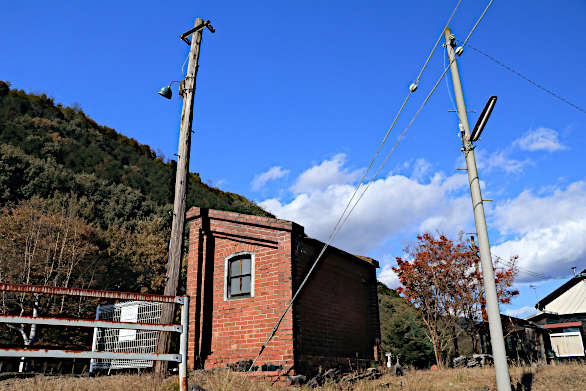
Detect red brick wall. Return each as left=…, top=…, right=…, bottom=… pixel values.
left=185, top=207, right=299, bottom=374
left=292, top=237, right=381, bottom=373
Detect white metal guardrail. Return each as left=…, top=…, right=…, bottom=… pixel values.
left=0, top=283, right=189, bottom=391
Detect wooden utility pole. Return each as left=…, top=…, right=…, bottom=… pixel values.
left=154, top=18, right=205, bottom=377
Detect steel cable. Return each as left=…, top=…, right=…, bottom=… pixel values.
left=337, top=0, right=496, bottom=231
left=466, top=44, right=586, bottom=115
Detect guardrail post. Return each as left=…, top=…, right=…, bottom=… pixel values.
left=89, top=303, right=100, bottom=374
left=179, top=296, right=189, bottom=391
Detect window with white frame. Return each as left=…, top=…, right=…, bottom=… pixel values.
left=225, top=252, right=254, bottom=299
left=550, top=331, right=585, bottom=357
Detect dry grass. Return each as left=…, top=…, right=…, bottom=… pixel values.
left=1, top=363, right=585, bottom=391
left=0, top=374, right=176, bottom=391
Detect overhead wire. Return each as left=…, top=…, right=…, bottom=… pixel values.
left=466, top=44, right=586, bottom=115
left=414, top=0, right=463, bottom=84
left=337, top=0, right=495, bottom=233
left=460, top=0, right=493, bottom=45
left=295, top=0, right=465, bottom=266
left=303, top=0, right=465, bottom=281
left=243, top=0, right=488, bottom=380
left=504, top=258, right=549, bottom=280
left=516, top=268, right=551, bottom=281
left=339, top=57, right=454, bottom=230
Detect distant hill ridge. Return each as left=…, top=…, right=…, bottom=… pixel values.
left=0, top=80, right=270, bottom=225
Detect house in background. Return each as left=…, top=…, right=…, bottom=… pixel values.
left=185, top=207, right=381, bottom=380
left=527, top=269, right=586, bottom=359
left=476, top=314, right=549, bottom=364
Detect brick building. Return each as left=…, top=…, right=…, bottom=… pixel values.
left=185, top=207, right=380, bottom=378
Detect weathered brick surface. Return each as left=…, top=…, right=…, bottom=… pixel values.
left=186, top=207, right=297, bottom=373
left=186, top=207, right=380, bottom=377
left=292, top=237, right=381, bottom=373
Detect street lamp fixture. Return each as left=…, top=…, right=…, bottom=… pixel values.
left=157, top=80, right=183, bottom=100
left=470, top=96, right=497, bottom=141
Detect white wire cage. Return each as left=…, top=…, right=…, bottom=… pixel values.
left=90, top=301, right=162, bottom=372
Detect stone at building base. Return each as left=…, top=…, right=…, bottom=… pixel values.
left=304, top=367, right=382, bottom=388
left=453, top=354, right=493, bottom=368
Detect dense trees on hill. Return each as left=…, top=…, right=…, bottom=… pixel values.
left=0, top=144, right=164, bottom=229
left=0, top=81, right=271, bottom=219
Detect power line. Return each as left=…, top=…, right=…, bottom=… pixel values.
left=461, top=0, right=494, bottom=45
left=414, top=0, right=463, bottom=84
left=338, top=0, right=496, bottom=232
left=242, top=0, right=466, bottom=380
left=310, top=0, right=465, bottom=267
left=501, top=256, right=553, bottom=281
left=466, top=44, right=586, bottom=115
left=309, top=0, right=465, bottom=259
left=516, top=269, right=551, bottom=281
left=339, top=54, right=454, bottom=229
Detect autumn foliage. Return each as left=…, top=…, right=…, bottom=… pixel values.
left=393, top=233, right=519, bottom=368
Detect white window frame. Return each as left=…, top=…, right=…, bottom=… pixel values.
left=224, top=251, right=255, bottom=301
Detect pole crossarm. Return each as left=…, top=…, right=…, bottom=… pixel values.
left=180, top=20, right=215, bottom=45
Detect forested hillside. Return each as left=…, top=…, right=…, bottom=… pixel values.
left=0, top=80, right=270, bottom=228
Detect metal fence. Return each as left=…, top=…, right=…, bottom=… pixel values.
left=0, top=283, right=189, bottom=391
left=90, top=300, right=164, bottom=372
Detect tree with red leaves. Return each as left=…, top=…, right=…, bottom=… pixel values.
left=393, top=233, right=518, bottom=368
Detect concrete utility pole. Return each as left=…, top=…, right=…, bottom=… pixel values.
left=155, top=18, right=206, bottom=377
left=444, top=27, right=512, bottom=391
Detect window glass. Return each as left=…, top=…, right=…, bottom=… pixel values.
left=241, top=276, right=251, bottom=293
left=230, top=277, right=241, bottom=295
left=242, top=258, right=251, bottom=274
left=231, top=259, right=241, bottom=276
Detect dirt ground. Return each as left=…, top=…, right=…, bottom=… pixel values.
left=0, top=363, right=584, bottom=391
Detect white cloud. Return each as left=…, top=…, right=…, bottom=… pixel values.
left=378, top=265, right=401, bottom=289
left=494, top=182, right=586, bottom=235
left=471, top=127, right=565, bottom=175
left=474, top=149, right=532, bottom=174
left=260, top=155, right=471, bottom=254
left=504, top=306, right=538, bottom=318
left=491, top=181, right=586, bottom=281
left=515, top=127, right=566, bottom=152
left=258, top=154, right=586, bottom=289
left=251, top=166, right=290, bottom=190
left=411, top=158, right=432, bottom=181
left=291, top=153, right=361, bottom=194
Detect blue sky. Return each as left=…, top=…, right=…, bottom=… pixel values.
left=2, top=0, right=585, bottom=317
